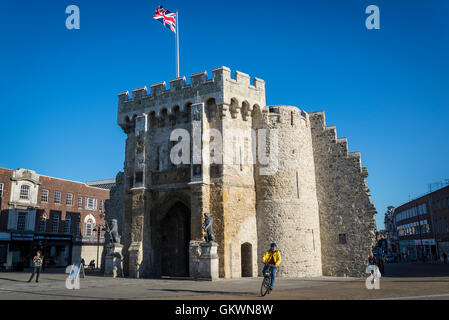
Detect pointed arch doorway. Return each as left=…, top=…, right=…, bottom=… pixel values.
left=160, top=201, right=191, bottom=277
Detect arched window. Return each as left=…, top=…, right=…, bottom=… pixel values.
left=85, top=219, right=93, bottom=237
left=84, top=214, right=96, bottom=237
left=20, top=185, right=30, bottom=200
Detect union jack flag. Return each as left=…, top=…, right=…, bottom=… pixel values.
left=153, top=6, right=177, bottom=34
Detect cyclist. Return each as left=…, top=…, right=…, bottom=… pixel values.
left=261, top=243, right=281, bottom=290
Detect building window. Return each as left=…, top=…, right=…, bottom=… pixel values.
left=54, top=191, right=61, bottom=204
left=338, top=234, right=347, bottom=244
left=17, top=212, right=27, bottom=231
left=135, top=171, right=143, bottom=184
left=86, top=198, right=97, bottom=211
left=64, top=214, right=71, bottom=233
left=99, top=200, right=104, bottom=211
left=41, top=189, right=49, bottom=203
left=85, top=218, right=94, bottom=237
left=78, top=197, right=82, bottom=209
left=0, top=183, right=4, bottom=197
left=76, top=221, right=81, bottom=235
left=20, top=185, right=30, bottom=200
left=66, top=193, right=73, bottom=206
left=51, top=213, right=60, bottom=233
left=39, top=215, right=46, bottom=233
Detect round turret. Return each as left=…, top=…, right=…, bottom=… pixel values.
left=255, top=106, right=322, bottom=277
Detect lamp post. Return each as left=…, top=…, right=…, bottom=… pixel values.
left=93, top=225, right=106, bottom=269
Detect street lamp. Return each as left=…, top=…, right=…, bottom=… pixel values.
left=93, top=225, right=106, bottom=269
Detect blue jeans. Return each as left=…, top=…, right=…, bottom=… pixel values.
left=262, top=265, right=277, bottom=288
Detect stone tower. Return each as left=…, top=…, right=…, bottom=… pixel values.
left=117, top=67, right=265, bottom=278
left=117, top=66, right=376, bottom=279
left=254, top=106, right=322, bottom=277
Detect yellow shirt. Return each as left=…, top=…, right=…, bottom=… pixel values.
left=262, top=250, right=281, bottom=266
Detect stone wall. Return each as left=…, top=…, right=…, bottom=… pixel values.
left=309, top=111, right=377, bottom=277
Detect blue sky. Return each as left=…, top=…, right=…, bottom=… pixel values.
left=0, top=0, right=448, bottom=230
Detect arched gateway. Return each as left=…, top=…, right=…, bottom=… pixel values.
left=158, top=202, right=191, bottom=277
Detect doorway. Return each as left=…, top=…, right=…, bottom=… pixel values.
left=241, top=242, right=253, bottom=277
left=160, top=202, right=191, bottom=276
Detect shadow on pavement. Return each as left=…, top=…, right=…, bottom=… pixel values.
left=147, top=288, right=256, bottom=297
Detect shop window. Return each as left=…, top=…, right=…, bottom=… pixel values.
left=51, top=213, right=60, bottom=233
left=64, top=215, right=71, bottom=233
left=17, top=212, right=27, bottom=231
left=39, top=215, right=46, bottom=233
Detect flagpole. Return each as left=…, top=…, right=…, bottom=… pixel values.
left=176, top=10, right=180, bottom=78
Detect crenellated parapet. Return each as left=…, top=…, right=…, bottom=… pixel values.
left=117, top=67, right=266, bottom=131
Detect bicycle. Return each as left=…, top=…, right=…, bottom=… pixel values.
left=260, top=264, right=275, bottom=297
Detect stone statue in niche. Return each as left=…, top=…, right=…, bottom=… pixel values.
left=202, top=213, right=215, bottom=243
left=193, top=108, right=201, bottom=121
left=135, top=133, right=144, bottom=154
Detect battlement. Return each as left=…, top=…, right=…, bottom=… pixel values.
left=263, top=105, right=309, bottom=127
left=117, top=67, right=266, bottom=118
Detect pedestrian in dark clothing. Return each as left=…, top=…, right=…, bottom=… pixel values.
left=368, top=251, right=376, bottom=266
left=28, top=251, right=43, bottom=283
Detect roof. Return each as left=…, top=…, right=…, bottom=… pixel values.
left=86, top=179, right=116, bottom=190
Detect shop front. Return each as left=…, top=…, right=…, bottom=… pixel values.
left=0, top=232, right=10, bottom=270
left=439, top=242, right=449, bottom=260
left=33, top=234, right=73, bottom=268
left=9, top=232, right=34, bottom=270
left=399, top=239, right=436, bottom=262
left=414, top=239, right=437, bottom=261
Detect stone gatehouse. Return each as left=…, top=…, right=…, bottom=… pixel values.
left=116, top=66, right=377, bottom=279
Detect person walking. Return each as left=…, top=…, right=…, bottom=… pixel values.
left=368, top=251, right=377, bottom=266
left=28, top=251, right=43, bottom=283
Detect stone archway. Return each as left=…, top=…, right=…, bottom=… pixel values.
left=241, top=242, right=253, bottom=277
left=160, top=202, right=191, bottom=276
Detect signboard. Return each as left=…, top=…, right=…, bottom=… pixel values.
left=414, top=239, right=435, bottom=245
left=0, top=232, right=11, bottom=241
left=11, top=233, right=34, bottom=241
left=34, top=235, right=72, bottom=241
left=399, top=239, right=435, bottom=246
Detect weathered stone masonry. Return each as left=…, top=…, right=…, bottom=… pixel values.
left=116, top=66, right=376, bottom=279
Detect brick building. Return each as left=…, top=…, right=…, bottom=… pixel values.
left=0, top=168, right=110, bottom=270
left=394, top=185, right=449, bottom=261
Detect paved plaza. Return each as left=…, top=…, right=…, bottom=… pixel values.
left=0, top=263, right=448, bottom=300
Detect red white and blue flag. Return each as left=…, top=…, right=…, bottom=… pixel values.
left=153, top=6, right=177, bottom=34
